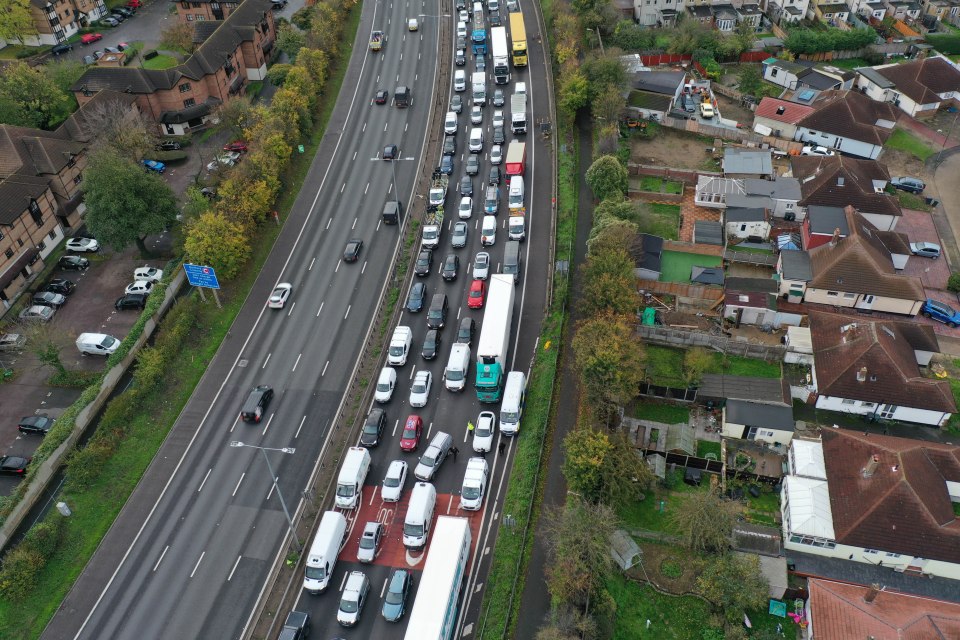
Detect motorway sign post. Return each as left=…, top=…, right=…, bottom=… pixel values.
left=183, top=263, right=222, bottom=308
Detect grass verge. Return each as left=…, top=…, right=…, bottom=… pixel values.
left=632, top=401, right=690, bottom=424
left=142, top=54, right=178, bottom=69
left=896, top=190, right=933, bottom=212
left=659, top=250, right=722, bottom=284
left=697, top=439, right=721, bottom=459
left=887, top=127, right=936, bottom=162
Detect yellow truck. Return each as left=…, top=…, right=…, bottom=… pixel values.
left=369, top=30, right=385, bottom=52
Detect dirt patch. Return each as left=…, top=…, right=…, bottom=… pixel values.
left=713, top=92, right=754, bottom=127
left=631, top=541, right=706, bottom=593
left=631, top=127, right=714, bottom=171
left=881, top=147, right=931, bottom=181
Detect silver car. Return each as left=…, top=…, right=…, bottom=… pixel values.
left=452, top=221, right=469, bottom=248
left=470, top=104, right=483, bottom=125
left=356, top=522, right=383, bottom=563
left=473, top=251, right=490, bottom=279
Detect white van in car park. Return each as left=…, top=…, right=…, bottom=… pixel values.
left=303, top=511, right=347, bottom=593
left=508, top=176, right=524, bottom=210
left=403, top=481, right=437, bottom=548
left=444, top=342, right=471, bottom=391
left=499, top=371, right=526, bottom=435
left=76, top=333, right=120, bottom=356
left=336, top=447, right=371, bottom=509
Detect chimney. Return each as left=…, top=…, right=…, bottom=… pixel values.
left=857, top=366, right=867, bottom=382
left=830, top=227, right=841, bottom=246
left=776, top=105, right=785, bottom=115
left=863, top=454, right=880, bottom=477
left=864, top=584, right=881, bottom=604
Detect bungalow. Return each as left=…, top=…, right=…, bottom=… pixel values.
left=722, top=399, right=795, bottom=447
left=802, top=205, right=848, bottom=249
left=762, top=58, right=811, bottom=90
left=752, top=97, right=815, bottom=139
left=855, top=56, right=960, bottom=118
left=796, top=66, right=855, bottom=92
left=725, top=207, right=770, bottom=240
left=732, top=177, right=802, bottom=219
left=793, top=90, right=898, bottom=160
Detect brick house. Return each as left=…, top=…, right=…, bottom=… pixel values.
left=71, top=0, right=276, bottom=135
left=21, top=0, right=109, bottom=46
left=172, top=0, right=243, bottom=23
left=0, top=176, right=64, bottom=308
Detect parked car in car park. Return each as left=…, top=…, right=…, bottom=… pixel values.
left=46, top=279, right=76, bottom=296
left=155, top=141, right=181, bottom=151
left=66, top=237, right=99, bottom=252
left=51, top=43, right=73, bottom=56
left=76, top=333, right=120, bottom=356
left=32, top=291, right=66, bottom=308
left=134, top=267, right=163, bottom=283
left=59, top=256, right=89, bottom=271
left=18, top=415, right=55, bottom=436
left=142, top=160, right=165, bottom=173
left=81, top=33, right=103, bottom=44
left=115, top=293, right=147, bottom=311
left=20, top=305, right=55, bottom=323
left=100, top=16, right=119, bottom=27
left=0, top=456, right=31, bottom=476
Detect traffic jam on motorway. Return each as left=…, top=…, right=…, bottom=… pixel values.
left=277, top=1, right=534, bottom=638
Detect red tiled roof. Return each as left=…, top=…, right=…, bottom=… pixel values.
left=754, top=97, right=815, bottom=124
left=876, top=57, right=960, bottom=106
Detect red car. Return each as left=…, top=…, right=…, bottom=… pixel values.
left=399, top=415, right=423, bottom=451
left=467, top=279, right=486, bottom=309
left=81, top=33, right=103, bottom=45
left=223, top=141, right=248, bottom=152
left=126, top=0, right=142, bottom=6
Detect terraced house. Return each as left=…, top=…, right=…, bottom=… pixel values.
left=20, top=0, right=109, bottom=46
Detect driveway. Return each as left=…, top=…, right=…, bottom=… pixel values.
left=896, top=208, right=950, bottom=290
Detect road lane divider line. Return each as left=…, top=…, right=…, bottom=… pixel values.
left=227, top=555, right=242, bottom=582
left=190, top=551, right=205, bottom=578
left=262, top=353, right=271, bottom=369
left=233, top=473, right=245, bottom=497
left=152, top=546, right=169, bottom=572
left=197, top=468, right=212, bottom=493
left=292, top=353, right=302, bottom=371
left=294, top=415, right=306, bottom=439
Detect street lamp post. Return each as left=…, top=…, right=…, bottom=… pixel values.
left=586, top=27, right=605, bottom=55
left=229, top=441, right=301, bottom=551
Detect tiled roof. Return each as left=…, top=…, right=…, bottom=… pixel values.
left=819, top=428, right=960, bottom=563
left=807, top=207, right=923, bottom=300
left=0, top=125, right=82, bottom=179
left=754, top=97, right=815, bottom=124
left=780, top=250, right=812, bottom=280
left=810, top=311, right=953, bottom=412
left=0, top=174, right=50, bottom=225
left=56, top=90, right=139, bottom=143
left=797, top=90, right=898, bottom=146
left=792, top=155, right=902, bottom=218
left=725, top=207, right=767, bottom=222
left=875, top=57, right=960, bottom=106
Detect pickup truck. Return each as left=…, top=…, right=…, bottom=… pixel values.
left=278, top=611, right=310, bottom=640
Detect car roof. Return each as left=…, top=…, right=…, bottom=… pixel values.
left=388, top=459, right=407, bottom=472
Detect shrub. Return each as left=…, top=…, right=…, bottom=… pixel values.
left=928, top=34, right=960, bottom=55
left=25, top=518, right=65, bottom=559
left=65, top=438, right=116, bottom=490
left=949, top=273, right=960, bottom=293
left=0, top=545, right=45, bottom=601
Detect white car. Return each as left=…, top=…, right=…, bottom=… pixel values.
left=492, top=110, right=504, bottom=128
left=459, top=9, right=468, bottom=22
left=206, top=151, right=241, bottom=171
left=473, top=251, right=490, bottom=279
left=133, top=267, right=163, bottom=283
left=267, top=283, right=292, bottom=308
left=490, top=144, right=503, bottom=165
left=481, top=215, right=497, bottom=246
left=66, top=237, right=99, bottom=252
left=381, top=459, right=407, bottom=502
left=473, top=410, right=496, bottom=453
left=374, top=366, right=397, bottom=403
left=458, top=196, right=473, bottom=220
left=456, top=21, right=467, bottom=39
left=409, top=370, right=432, bottom=408
left=470, top=104, right=483, bottom=125
left=408, top=17, right=419, bottom=30
left=801, top=145, right=835, bottom=157
left=125, top=280, right=153, bottom=295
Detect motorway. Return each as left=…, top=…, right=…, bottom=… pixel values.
left=42, top=0, right=553, bottom=637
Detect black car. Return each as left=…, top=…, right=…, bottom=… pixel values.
left=443, top=136, right=457, bottom=156
left=271, top=0, right=288, bottom=8
left=375, top=89, right=389, bottom=104
left=457, top=317, right=475, bottom=345
left=465, top=155, right=480, bottom=176
left=439, top=155, right=455, bottom=175
left=360, top=408, right=386, bottom=447
left=343, top=239, right=363, bottom=262
left=109, top=11, right=126, bottom=21
left=45, top=279, right=76, bottom=295
left=455, top=49, right=466, bottom=66
left=459, top=176, right=473, bottom=197
left=383, top=144, right=399, bottom=160
left=59, top=255, right=89, bottom=271
left=113, top=6, right=134, bottom=16
left=18, top=415, right=54, bottom=436
left=489, top=10, right=501, bottom=26
left=115, top=293, right=148, bottom=311
left=421, top=329, right=440, bottom=360
left=489, top=166, right=501, bottom=185
left=51, top=43, right=73, bottom=55
left=240, top=385, right=273, bottom=423
left=492, top=126, right=505, bottom=145
left=414, top=249, right=433, bottom=277
left=278, top=611, right=309, bottom=640
left=156, top=140, right=182, bottom=151
left=0, top=455, right=30, bottom=476
left=33, top=291, right=66, bottom=308
left=441, top=254, right=459, bottom=281
left=406, top=281, right=427, bottom=312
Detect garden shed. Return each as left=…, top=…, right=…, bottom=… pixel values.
left=610, top=529, right=642, bottom=571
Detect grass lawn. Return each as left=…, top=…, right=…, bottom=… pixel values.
left=640, top=175, right=663, bottom=192
left=823, top=56, right=869, bottom=69
left=664, top=180, right=683, bottom=195
left=0, top=44, right=41, bottom=59
left=618, top=470, right=706, bottom=534
left=633, top=401, right=690, bottom=424
left=142, top=54, right=178, bottom=69
left=607, top=575, right=717, bottom=639
left=697, top=439, right=721, bottom=459
left=640, top=203, right=681, bottom=241
left=896, top=190, right=933, bottom=212
left=659, top=250, right=722, bottom=283
left=886, top=128, right=936, bottom=162
left=644, top=346, right=781, bottom=387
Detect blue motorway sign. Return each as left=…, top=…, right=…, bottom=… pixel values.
left=183, top=263, right=221, bottom=290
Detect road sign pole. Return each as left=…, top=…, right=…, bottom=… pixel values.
left=197, top=287, right=207, bottom=302
left=212, top=288, right=222, bottom=309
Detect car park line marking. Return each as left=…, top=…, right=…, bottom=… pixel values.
left=322, top=361, right=330, bottom=376
left=316, top=301, right=324, bottom=316
left=344, top=304, right=351, bottom=320
left=352, top=217, right=358, bottom=229
left=190, top=552, right=205, bottom=578
left=227, top=555, right=242, bottom=582
left=361, top=261, right=368, bottom=274
left=261, top=413, right=274, bottom=436
left=152, top=546, right=169, bottom=572
left=308, top=258, right=316, bottom=271
left=445, top=493, right=455, bottom=514
left=286, top=301, right=296, bottom=316
left=380, top=577, right=389, bottom=598
left=233, top=473, right=245, bottom=496
left=294, top=415, right=306, bottom=439
left=292, top=353, right=302, bottom=371
left=197, top=468, right=212, bottom=493
left=392, top=418, right=400, bottom=437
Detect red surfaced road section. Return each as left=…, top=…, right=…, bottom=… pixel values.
left=338, top=488, right=484, bottom=570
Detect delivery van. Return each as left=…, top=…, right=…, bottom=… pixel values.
left=303, top=511, right=347, bottom=593
left=403, top=482, right=437, bottom=548
left=335, top=447, right=371, bottom=509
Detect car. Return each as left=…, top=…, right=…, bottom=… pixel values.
left=206, top=152, right=240, bottom=171
left=103, top=46, right=121, bottom=54
left=92, top=49, right=105, bottom=60
left=381, top=460, right=407, bottom=502
left=270, top=0, right=287, bottom=8
left=400, top=414, right=423, bottom=451
left=82, top=54, right=96, bottom=65
left=891, top=176, right=925, bottom=193
left=414, top=249, right=434, bottom=277
left=409, top=370, right=433, bottom=407
left=116, top=42, right=130, bottom=51
left=456, top=0, right=466, bottom=8
left=465, top=154, right=480, bottom=175
left=492, top=110, right=505, bottom=128
left=470, top=104, right=483, bottom=125
left=473, top=251, right=490, bottom=279
left=374, top=366, right=397, bottom=403
left=337, top=571, right=370, bottom=627
left=66, top=237, right=99, bottom=253
left=421, top=329, right=441, bottom=360
left=488, top=166, right=502, bottom=185
left=155, top=140, right=182, bottom=151
left=467, top=278, right=486, bottom=308
left=473, top=411, right=496, bottom=452
left=115, top=293, right=147, bottom=311
left=406, top=281, right=427, bottom=312
left=109, top=11, right=126, bottom=21
left=452, top=221, right=469, bottom=248
left=81, top=33, right=103, bottom=44
left=383, top=144, right=399, bottom=160
left=278, top=611, right=309, bottom=640
left=441, top=254, right=460, bottom=281
left=46, top=279, right=76, bottom=295
left=682, top=94, right=696, bottom=113
left=381, top=568, right=411, bottom=622
left=910, top=242, right=941, bottom=259
left=490, top=144, right=503, bottom=165
left=443, top=136, right=457, bottom=156
left=100, top=16, right=119, bottom=26
left=414, top=432, right=451, bottom=480
left=408, top=17, right=419, bottom=30
left=491, top=88, right=506, bottom=107
left=343, top=238, right=363, bottom=262
left=492, top=126, right=505, bottom=145
left=458, top=196, right=474, bottom=220
left=922, top=298, right=960, bottom=327
left=457, top=317, right=475, bottom=344
left=142, top=159, right=165, bottom=173
left=125, top=280, right=153, bottom=295
left=439, top=155, right=455, bottom=175
left=459, top=9, right=468, bottom=22
left=223, top=141, right=248, bottom=152
left=455, top=49, right=466, bottom=66
left=126, top=0, right=143, bottom=8
left=134, top=266, right=163, bottom=283
left=113, top=6, right=134, bottom=16
left=240, top=385, right=273, bottom=422
left=59, top=255, right=89, bottom=271
left=0, top=456, right=31, bottom=476
left=450, top=94, right=463, bottom=113
left=375, top=89, right=389, bottom=104
left=360, top=408, right=386, bottom=447
left=200, top=187, right=217, bottom=199
left=267, top=283, right=292, bottom=308
left=19, top=305, right=55, bottom=323
left=18, top=415, right=55, bottom=436
left=476, top=57, right=486, bottom=72
left=356, top=522, right=384, bottom=563
left=490, top=10, right=501, bottom=25
left=459, top=176, right=473, bottom=197
left=0, top=333, right=26, bottom=352
left=456, top=21, right=467, bottom=39
left=32, top=291, right=66, bottom=308
left=801, top=144, right=834, bottom=156
left=51, top=43, right=73, bottom=56
left=699, top=102, right=715, bottom=119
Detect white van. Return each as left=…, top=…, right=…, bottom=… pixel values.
left=454, top=70, right=467, bottom=92
left=76, top=333, right=120, bottom=356
left=335, top=447, right=371, bottom=509
left=388, top=326, right=412, bottom=366
left=499, top=371, right=526, bottom=435
left=303, top=511, right=347, bottom=593
left=444, top=342, right=471, bottom=391
left=480, top=215, right=497, bottom=246
left=473, top=1, right=483, bottom=14
left=508, top=176, right=524, bottom=211
left=403, top=481, right=437, bottom=548
left=508, top=215, right=525, bottom=242
left=374, top=366, right=397, bottom=403
left=457, top=21, right=467, bottom=39
left=487, top=0, right=499, bottom=11
left=444, top=111, right=458, bottom=135
left=469, top=127, right=483, bottom=153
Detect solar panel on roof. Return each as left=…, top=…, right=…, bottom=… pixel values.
left=796, top=89, right=816, bottom=102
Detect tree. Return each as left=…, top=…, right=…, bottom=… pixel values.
left=215, top=176, right=279, bottom=228
left=696, top=553, right=769, bottom=625
left=80, top=95, right=154, bottom=159
left=276, top=23, right=307, bottom=62
left=0, top=62, right=74, bottom=129
left=948, top=273, right=960, bottom=293
left=536, top=606, right=598, bottom=640
left=0, top=0, right=35, bottom=43
left=82, top=151, right=178, bottom=256
left=585, top=155, right=628, bottom=201
left=580, top=247, right=639, bottom=317
left=160, top=22, right=196, bottom=53
left=543, top=501, right=618, bottom=609
left=44, top=60, right=87, bottom=95
left=572, top=311, right=646, bottom=422
left=25, top=321, right=68, bottom=382
left=587, top=218, right=638, bottom=256
left=737, top=65, right=762, bottom=97
left=215, top=96, right=254, bottom=141
left=184, top=212, right=251, bottom=280
left=557, top=68, right=589, bottom=117
left=180, top=186, right=212, bottom=225
left=582, top=55, right=626, bottom=100
left=564, top=428, right=653, bottom=507
left=669, top=489, right=741, bottom=554
left=592, top=84, right=625, bottom=127
left=682, top=347, right=713, bottom=386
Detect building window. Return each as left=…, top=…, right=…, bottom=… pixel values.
left=885, top=552, right=901, bottom=558
left=38, top=241, right=46, bottom=251
left=771, top=69, right=779, bottom=78
left=0, top=231, right=4, bottom=241
left=843, top=292, right=856, bottom=299
left=28, top=199, right=43, bottom=227
left=841, top=399, right=855, bottom=405
left=179, top=82, right=192, bottom=93
left=17, top=238, right=24, bottom=247
left=4, top=249, right=12, bottom=259
left=186, top=13, right=193, bottom=20
left=48, top=230, right=57, bottom=240
left=864, top=549, right=879, bottom=554
left=862, top=402, right=875, bottom=408
left=197, top=14, right=205, bottom=20
left=183, top=98, right=196, bottom=108
left=827, top=291, right=839, bottom=297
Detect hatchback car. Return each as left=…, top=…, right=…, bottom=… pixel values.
left=457, top=317, right=475, bottom=344
left=490, top=10, right=501, bottom=25
left=32, top=291, right=66, bottom=308
left=113, top=6, right=134, bottom=16
left=473, top=251, right=490, bottom=279
left=409, top=370, right=433, bottom=407
left=356, top=522, right=384, bottom=563
left=267, top=283, right=292, bottom=308
left=155, top=140, right=182, bottom=151
left=465, top=154, right=480, bottom=176
left=223, top=141, right=248, bottom=152
left=400, top=414, right=423, bottom=451
left=240, top=385, right=273, bottom=422
left=458, top=196, right=474, bottom=220
left=115, top=293, right=147, bottom=311
left=441, top=254, right=460, bottom=281
left=337, top=571, right=370, bottom=627
left=414, top=432, right=451, bottom=481
left=492, top=110, right=504, bottom=128
left=910, top=242, right=941, bottom=259
left=383, top=144, right=399, bottom=160
left=360, top=408, right=386, bottom=447
left=406, top=281, right=427, bottom=312
left=891, top=176, right=925, bottom=193
left=18, top=415, right=55, bottom=436
left=443, top=136, right=457, bottom=156
left=109, top=11, right=126, bottom=21
left=20, top=305, right=55, bottom=323
left=375, top=89, right=389, bottom=105
left=343, top=239, right=363, bottom=262
left=142, top=159, right=165, bottom=173
left=381, top=460, right=407, bottom=502
left=414, top=249, right=433, bottom=277
left=459, top=176, right=473, bottom=197
left=59, top=255, right=89, bottom=271
left=381, top=568, right=411, bottom=622
left=476, top=57, right=486, bottom=72
left=100, top=16, right=119, bottom=26
left=450, top=94, right=463, bottom=113
left=455, top=49, right=466, bottom=66
left=699, top=102, right=715, bottom=119
left=473, top=411, right=496, bottom=453
left=439, top=155, right=455, bottom=175
left=134, top=266, right=163, bottom=283
left=801, top=144, right=834, bottom=156
left=488, top=166, right=501, bottom=185
left=125, top=280, right=153, bottom=296
left=492, top=89, right=505, bottom=107
left=452, top=221, right=469, bottom=248
left=46, top=279, right=76, bottom=295
left=467, top=278, right=486, bottom=308
left=51, top=43, right=73, bottom=56
left=470, top=104, right=483, bottom=125
left=421, top=329, right=441, bottom=360
left=489, top=144, right=503, bottom=165
left=0, top=456, right=31, bottom=476
left=492, top=126, right=505, bottom=145
left=81, top=32, right=103, bottom=44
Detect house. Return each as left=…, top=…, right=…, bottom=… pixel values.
left=695, top=175, right=744, bottom=209
left=691, top=266, right=724, bottom=285
left=725, top=207, right=770, bottom=240
left=753, top=97, right=815, bottom=139
left=805, top=579, right=960, bottom=638
left=777, top=249, right=812, bottom=300
left=18, top=0, right=109, bottom=46
left=712, top=3, right=739, bottom=29
left=855, top=57, right=960, bottom=117
left=71, top=0, right=276, bottom=135
left=733, top=177, right=802, bottom=219
left=737, top=3, right=763, bottom=26
left=884, top=0, right=922, bottom=20
left=802, top=205, right=849, bottom=249
left=173, top=0, right=243, bottom=22
left=766, top=0, right=810, bottom=22
left=813, top=0, right=852, bottom=23
left=793, top=90, right=898, bottom=160
left=851, top=0, right=889, bottom=18
left=722, top=399, right=795, bottom=447
left=630, top=233, right=664, bottom=280
left=762, top=58, right=811, bottom=90
left=782, top=429, right=960, bottom=579
left=796, top=66, right=855, bottom=92
left=722, top=148, right=773, bottom=179
left=627, top=70, right=686, bottom=121
left=633, top=0, right=684, bottom=26
left=809, top=311, right=951, bottom=424
left=790, top=156, right=902, bottom=230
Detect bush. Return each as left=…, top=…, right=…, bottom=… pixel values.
left=267, top=63, right=292, bottom=86
left=25, top=518, right=65, bottom=559
left=0, top=546, right=45, bottom=601
left=948, top=273, right=960, bottom=293
left=928, top=34, right=960, bottom=55
left=152, top=150, right=189, bottom=162
left=65, top=438, right=116, bottom=490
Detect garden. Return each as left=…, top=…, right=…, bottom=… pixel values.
left=636, top=176, right=684, bottom=195
left=643, top=345, right=782, bottom=388
left=659, top=251, right=723, bottom=284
